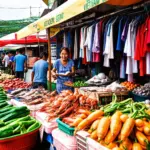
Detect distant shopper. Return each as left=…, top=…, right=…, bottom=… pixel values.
left=9, top=52, right=15, bottom=75
left=14, top=49, right=27, bottom=79
left=31, top=52, right=48, bottom=89
left=2, top=52, right=9, bottom=68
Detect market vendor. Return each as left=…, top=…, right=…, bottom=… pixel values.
left=51, top=47, right=75, bottom=93
left=31, top=52, right=48, bottom=89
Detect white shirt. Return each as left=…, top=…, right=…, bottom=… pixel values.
left=3, top=55, right=9, bottom=67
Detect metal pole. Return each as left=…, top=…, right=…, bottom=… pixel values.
left=47, top=28, right=52, bottom=91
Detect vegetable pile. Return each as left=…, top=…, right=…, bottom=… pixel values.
left=133, top=84, right=150, bottom=97
left=39, top=89, right=98, bottom=122
left=0, top=103, right=40, bottom=139
left=0, top=78, right=31, bottom=91
left=60, top=94, right=150, bottom=149
left=0, top=73, right=15, bottom=81
left=121, top=81, right=139, bottom=91
left=64, top=81, right=88, bottom=87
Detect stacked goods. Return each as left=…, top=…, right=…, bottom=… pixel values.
left=0, top=78, right=31, bottom=91
left=0, top=73, right=15, bottom=81
left=121, top=81, right=140, bottom=91
left=0, top=102, right=40, bottom=139
left=39, top=89, right=98, bottom=122
left=61, top=94, right=150, bottom=149
left=133, top=84, right=150, bottom=97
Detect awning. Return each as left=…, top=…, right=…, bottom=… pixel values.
left=16, top=0, right=108, bottom=39
left=0, top=32, right=48, bottom=47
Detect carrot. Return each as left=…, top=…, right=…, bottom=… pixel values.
left=76, top=114, right=87, bottom=119
left=99, top=140, right=107, bottom=147
left=132, top=143, right=143, bottom=150
left=120, top=114, right=128, bottom=123
left=70, top=117, right=83, bottom=127
left=104, top=130, right=117, bottom=144
left=97, top=116, right=110, bottom=141
left=119, top=138, right=132, bottom=150
left=77, top=109, right=91, bottom=116
left=112, top=148, right=121, bottom=150
left=90, top=130, right=98, bottom=140
left=136, top=131, right=148, bottom=147
left=86, top=110, right=104, bottom=123
left=146, top=135, right=150, bottom=142
left=106, top=142, right=118, bottom=149
left=144, top=126, right=150, bottom=136
left=90, top=119, right=100, bottom=132
left=136, top=126, right=144, bottom=132
left=140, top=145, right=147, bottom=150
left=135, top=119, right=144, bottom=127
left=110, top=111, right=122, bottom=136
left=76, top=119, right=89, bottom=131
left=120, top=118, right=135, bottom=140
left=88, top=129, right=92, bottom=134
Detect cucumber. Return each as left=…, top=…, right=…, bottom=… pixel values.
left=0, top=120, right=5, bottom=127
left=20, top=124, right=27, bottom=134
left=27, top=121, right=40, bottom=132
left=0, top=106, right=13, bottom=113
left=19, top=120, right=35, bottom=128
left=1, top=109, right=29, bottom=122
left=16, top=115, right=31, bottom=122
left=5, top=118, right=18, bottom=125
left=13, top=126, right=21, bottom=134
left=0, top=126, right=14, bottom=138
left=0, top=102, right=8, bottom=108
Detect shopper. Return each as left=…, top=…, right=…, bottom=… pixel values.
left=9, top=52, right=15, bottom=75
left=51, top=47, right=75, bottom=93
left=2, top=52, right=10, bottom=73
left=31, top=52, right=49, bottom=89
left=13, top=49, right=27, bottom=79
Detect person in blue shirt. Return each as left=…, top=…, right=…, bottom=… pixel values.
left=51, top=47, right=75, bottom=93
left=13, top=49, right=27, bottom=79
left=31, top=52, right=48, bottom=89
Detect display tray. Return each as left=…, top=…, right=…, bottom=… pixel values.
left=56, top=119, right=75, bottom=136
left=132, top=92, right=150, bottom=102
left=87, top=80, right=112, bottom=86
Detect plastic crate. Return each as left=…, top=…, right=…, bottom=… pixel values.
left=132, top=92, right=150, bottom=102
left=56, top=118, right=75, bottom=136
left=0, top=126, right=40, bottom=150
left=76, top=131, right=90, bottom=150
left=52, top=128, right=77, bottom=150
left=86, top=137, right=109, bottom=150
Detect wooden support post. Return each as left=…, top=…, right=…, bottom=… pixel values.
left=47, top=28, right=52, bottom=91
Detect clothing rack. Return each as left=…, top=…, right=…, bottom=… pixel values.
left=96, top=0, right=150, bottom=20
left=62, top=0, right=150, bottom=30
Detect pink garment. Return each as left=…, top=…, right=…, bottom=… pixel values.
left=93, top=52, right=100, bottom=62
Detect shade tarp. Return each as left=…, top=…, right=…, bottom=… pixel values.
left=16, top=0, right=108, bottom=39
left=0, top=32, right=48, bottom=47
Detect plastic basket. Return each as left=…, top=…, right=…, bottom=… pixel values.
left=0, top=127, right=40, bottom=150
left=52, top=128, right=77, bottom=150
left=132, top=92, right=150, bottom=102
left=56, top=119, right=75, bottom=136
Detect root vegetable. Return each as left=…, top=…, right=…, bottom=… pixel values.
left=136, top=131, right=148, bottom=147
left=120, top=114, right=128, bottom=123
left=120, top=118, right=135, bottom=140
left=97, top=116, right=110, bottom=141
left=132, top=143, right=143, bottom=150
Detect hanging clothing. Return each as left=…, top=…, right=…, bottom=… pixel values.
left=79, top=27, right=84, bottom=58
left=92, top=23, right=100, bottom=62
left=116, top=18, right=124, bottom=51
left=84, top=24, right=95, bottom=62
left=120, top=57, right=126, bottom=79
left=103, top=18, right=116, bottom=67
left=73, top=29, right=78, bottom=60
left=146, top=52, right=150, bottom=74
